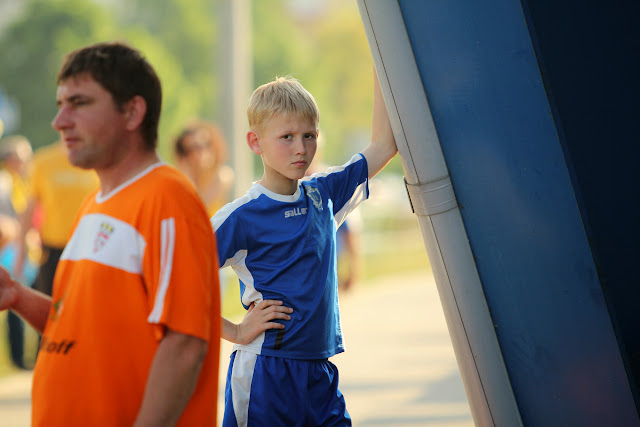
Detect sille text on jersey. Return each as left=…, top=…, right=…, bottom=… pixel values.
left=284, top=207, right=308, bottom=218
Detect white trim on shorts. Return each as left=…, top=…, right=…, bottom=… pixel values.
left=231, top=350, right=258, bottom=427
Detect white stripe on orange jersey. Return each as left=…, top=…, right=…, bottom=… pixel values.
left=148, top=217, right=176, bottom=323
left=60, top=213, right=146, bottom=274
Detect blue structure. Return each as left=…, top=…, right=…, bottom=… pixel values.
left=359, top=0, right=640, bottom=425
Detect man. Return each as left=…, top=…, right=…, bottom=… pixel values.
left=0, top=42, right=221, bottom=426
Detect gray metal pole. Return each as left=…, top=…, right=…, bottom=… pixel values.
left=219, top=0, right=253, bottom=198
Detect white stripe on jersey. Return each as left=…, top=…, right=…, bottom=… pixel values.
left=303, top=153, right=363, bottom=181
left=61, top=213, right=146, bottom=274
left=304, top=153, right=367, bottom=228
left=231, top=251, right=267, bottom=353
left=221, top=249, right=267, bottom=355
left=211, top=185, right=264, bottom=231
left=334, top=180, right=368, bottom=227
left=148, top=218, right=176, bottom=323
left=224, top=250, right=264, bottom=309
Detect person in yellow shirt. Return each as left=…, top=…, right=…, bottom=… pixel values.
left=15, top=140, right=98, bottom=297
left=0, top=135, right=32, bottom=214
left=0, top=134, right=37, bottom=369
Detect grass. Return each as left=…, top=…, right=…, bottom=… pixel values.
left=0, top=221, right=430, bottom=378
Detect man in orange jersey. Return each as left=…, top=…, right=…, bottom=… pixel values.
left=0, top=42, right=235, bottom=426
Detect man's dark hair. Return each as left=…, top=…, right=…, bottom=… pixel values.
left=57, top=41, right=162, bottom=150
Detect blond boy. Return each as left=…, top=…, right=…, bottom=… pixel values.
left=214, top=72, right=396, bottom=426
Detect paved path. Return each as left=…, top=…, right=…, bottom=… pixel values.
left=0, top=270, right=473, bottom=427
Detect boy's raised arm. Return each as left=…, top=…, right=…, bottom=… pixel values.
left=361, top=67, right=398, bottom=179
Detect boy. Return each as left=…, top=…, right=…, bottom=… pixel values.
left=214, top=71, right=397, bottom=426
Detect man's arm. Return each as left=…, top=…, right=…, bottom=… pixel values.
left=0, top=266, right=51, bottom=332
left=133, top=329, right=207, bottom=427
left=360, top=67, right=398, bottom=179
left=222, top=299, right=293, bottom=344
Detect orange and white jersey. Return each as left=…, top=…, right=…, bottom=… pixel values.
left=31, top=163, right=220, bottom=426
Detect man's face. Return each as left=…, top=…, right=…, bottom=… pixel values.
left=52, top=74, right=129, bottom=170
left=254, top=113, right=318, bottom=195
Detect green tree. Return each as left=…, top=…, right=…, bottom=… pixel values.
left=0, top=0, right=116, bottom=148
left=0, top=0, right=400, bottom=173
left=249, top=0, right=398, bottom=171
left=251, top=0, right=312, bottom=89
left=110, top=0, right=220, bottom=148
left=303, top=2, right=376, bottom=166
left=0, top=0, right=199, bottom=160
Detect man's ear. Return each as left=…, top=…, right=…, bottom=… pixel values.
left=247, top=131, right=262, bottom=155
left=124, top=96, right=147, bottom=131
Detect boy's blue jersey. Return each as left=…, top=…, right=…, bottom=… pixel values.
left=212, top=154, right=369, bottom=359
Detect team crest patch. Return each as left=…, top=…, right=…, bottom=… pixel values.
left=304, top=185, right=323, bottom=211
left=94, top=222, right=114, bottom=253
left=49, top=293, right=66, bottom=321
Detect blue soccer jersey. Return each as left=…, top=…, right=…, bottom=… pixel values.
left=212, top=154, right=369, bottom=359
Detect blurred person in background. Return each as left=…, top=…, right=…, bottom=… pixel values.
left=0, top=119, right=14, bottom=247
left=0, top=120, right=16, bottom=256
left=173, top=120, right=236, bottom=299
left=0, top=119, right=16, bottom=249
left=0, top=134, right=38, bottom=369
left=14, top=140, right=98, bottom=299
left=335, top=208, right=362, bottom=292
left=173, top=119, right=234, bottom=217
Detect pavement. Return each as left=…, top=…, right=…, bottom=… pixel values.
left=0, top=270, right=473, bottom=427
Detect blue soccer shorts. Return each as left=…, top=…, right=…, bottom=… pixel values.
left=222, top=350, right=352, bottom=427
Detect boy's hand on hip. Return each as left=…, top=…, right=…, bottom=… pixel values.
left=236, top=300, right=293, bottom=345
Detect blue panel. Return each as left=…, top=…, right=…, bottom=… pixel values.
left=398, top=0, right=638, bottom=425
left=521, top=0, right=640, bottom=395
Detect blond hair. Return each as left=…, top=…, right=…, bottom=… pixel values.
left=247, top=76, right=319, bottom=133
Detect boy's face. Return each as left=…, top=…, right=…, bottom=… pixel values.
left=249, top=112, right=318, bottom=195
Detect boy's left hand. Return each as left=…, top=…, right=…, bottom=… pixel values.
left=236, top=299, right=293, bottom=345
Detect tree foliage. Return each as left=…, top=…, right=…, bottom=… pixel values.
left=0, top=0, right=200, bottom=160
left=0, top=0, right=115, bottom=147
left=0, top=0, right=400, bottom=173
left=251, top=0, right=390, bottom=169
left=303, top=3, right=376, bottom=165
